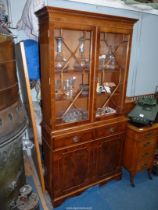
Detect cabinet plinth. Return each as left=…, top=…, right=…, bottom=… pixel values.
left=123, top=123, right=158, bottom=187
left=36, top=6, right=137, bottom=207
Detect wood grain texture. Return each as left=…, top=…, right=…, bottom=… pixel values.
left=16, top=42, right=45, bottom=192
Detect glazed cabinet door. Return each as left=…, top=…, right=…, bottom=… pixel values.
left=53, top=143, right=91, bottom=197
left=96, top=135, right=124, bottom=179
left=51, top=24, right=95, bottom=128
left=95, top=30, right=130, bottom=120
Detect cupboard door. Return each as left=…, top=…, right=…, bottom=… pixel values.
left=95, top=30, right=130, bottom=120
left=53, top=143, right=91, bottom=196
left=51, top=24, right=95, bottom=128
left=96, top=135, right=124, bottom=179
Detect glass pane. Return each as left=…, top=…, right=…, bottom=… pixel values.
left=53, top=29, right=92, bottom=126
left=95, top=32, right=129, bottom=119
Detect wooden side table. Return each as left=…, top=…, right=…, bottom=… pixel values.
left=123, top=123, right=158, bottom=187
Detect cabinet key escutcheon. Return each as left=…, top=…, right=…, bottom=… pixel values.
left=72, top=136, right=79, bottom=143
left=109, top=127, right=115, bottom=133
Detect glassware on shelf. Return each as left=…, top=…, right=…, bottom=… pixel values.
left=63, top=76, right=76, bottom=99
left=96, top=106, right=116, bottom=117
left=103, top=82, right=116, bottom=94
left=55, top=36, right=67, bottom=71
left=105, top=45, right=118, bottom=70
left=74, top=36, right=89, bottom=71
left=62, top=108, right=88, bottom=123
left=96, top=79, right=105, bottom=94
left=99, top=54, right=106, bottom=71
left=80, top=84, right=89, bottom=96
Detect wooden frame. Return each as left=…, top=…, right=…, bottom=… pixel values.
left=15, top=42, right=45, bottom=192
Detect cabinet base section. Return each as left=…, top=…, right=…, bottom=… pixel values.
left=51, top=172, right=122, bottom=207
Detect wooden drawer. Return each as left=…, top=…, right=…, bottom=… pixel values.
left=95, top=122, right=126, bottom=139
left=53, top=131, right=94, bottom=149
left=137, top=138, right=157, bottom=151
left=128, top=127, right=158, bottom=141
left=137, top=148, right=154, bottom=162
left=136, top=158, right=153, bottom=171
left=140, top=131, right=157, bottom=141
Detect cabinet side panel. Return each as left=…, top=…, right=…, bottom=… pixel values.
left=39, top=21, right=52, bottom=127
left=42, top=138, right=52, bottom=196
left=123, top=135, right=138, bottom=171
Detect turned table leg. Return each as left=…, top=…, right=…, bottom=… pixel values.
left=130, top=172, right=135, bottom=187
left=147, top=168, right=152, bottom=180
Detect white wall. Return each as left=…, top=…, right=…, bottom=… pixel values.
left=9, top=0, right=27, bottom=41
left=10, top=0, right=158, bottom=96
left=134, top=13, right=158, bottom=95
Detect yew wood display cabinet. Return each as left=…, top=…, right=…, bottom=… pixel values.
left=36, top=7, right=137, bottom=206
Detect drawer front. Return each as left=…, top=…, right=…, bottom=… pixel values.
left=138, top=137, right=157, bottom=151
left=136, top=158, right=153, bottom=171
left=137, top=148, right=155, bottom=162
left=136, top=130, right=158, bottom=142
left=95, top=122, right=126, bottom=139
left=53, top=131, right=93, bottom=149
left=127, top=127, right=158, bottom=141
left=142, top=131, right=158, bottom=141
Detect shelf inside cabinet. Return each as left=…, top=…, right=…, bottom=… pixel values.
left=55, top=94, right=89, bottom=101
left=98, top=68, right=120, bottom=73
left=55, top=108, right=89, bottom=125
left=55, top=69, right=90, bottom=74
left=55, top=117, right=89, bottom=126
left=96, top=92, right=120, bottom=97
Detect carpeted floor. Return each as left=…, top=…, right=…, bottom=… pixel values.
left=54, top=169, right=158, bottom=210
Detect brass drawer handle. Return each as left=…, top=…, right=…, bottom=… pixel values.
left=143, top=152, right=149, bottom=157
left=144, top=133, right=152, bottom=138
left=72, top=136, right=79, bottom=143
left=143, top=142, right=150, bottom=147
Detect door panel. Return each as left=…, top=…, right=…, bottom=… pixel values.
left=95, top=31, right=129, bottom=119
left=97, top=135, right=124, bottom=178
left=52, top=25, right=95, bottom=128
left=53, top=143, right=91, bottom=196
